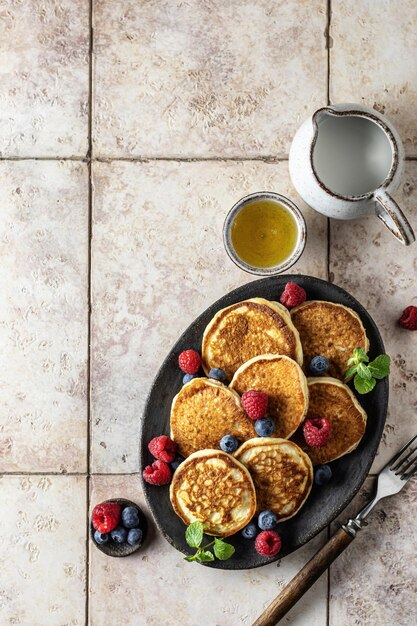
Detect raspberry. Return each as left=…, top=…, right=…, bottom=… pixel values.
left=303, top=417, right=332, bottom=448
left=241, top=390, right=269, bottom=420
left=148, top=435, right=176, bottom=463
left=399, top=306, right=417, bottom=330
left=280, top=282, right=307, bottom=309
left=142, top=459, right=172, bottom=486
left=92, top=502, right=121, bottom=534
left=255, top=530, right=282, bottom=557
left=178, top=349, right=201, bottom=374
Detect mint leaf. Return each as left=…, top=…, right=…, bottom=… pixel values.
left=213, top=538, right=235, bottom=561
left=368, top=354, right=390, bottom=379
left=184, top=554, right=197, bottom=562
left=354, top=374, right=376, bottom=394
left=185, top=521, right=203, bottom=548
left=197, top=550, right=215, bottom=562
left=357, top=362, right=372, bottom=380
left=344, top=364, right=358, bottom=380
left=354, top=347, right=369, bottom=363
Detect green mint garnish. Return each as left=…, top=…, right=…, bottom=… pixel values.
left=345, top=347, right=390, bottom=394
left=184, top=522, right=235, bottom=563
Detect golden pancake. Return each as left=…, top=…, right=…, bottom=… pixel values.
left=235, top=438, right=313, bottom=521
left=170, top=378, right=255, bottom=458
left=229, top=354, right=309, bottom=439
left=170, top=449, right=256, bottom=536
left=291, top=377, right=367, bottom=465
left=202, top=298, right=303, bottom=380
left=290, top=300, right=369, bottom=381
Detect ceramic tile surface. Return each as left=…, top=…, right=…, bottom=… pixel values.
left=91, top=160, right=327, bottom=473
left=89, top=474, right=327, bottom=626
left=330, top=162, right=417, bottom=473
left=0, top=0, right=89, bottom=157
left=93, top=0, right=327, bottom=158
left=0, top=475, right=86, bottom=626
left=329, top=477, right=417, bottom=626
left=0, top=161, right=88, bottom=472
left=331, top=0, right=417, bottom=156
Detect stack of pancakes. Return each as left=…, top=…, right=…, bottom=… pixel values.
left=169, top=297, right=369, bottom=537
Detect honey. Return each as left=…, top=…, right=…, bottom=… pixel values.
left=230, top=200, right=298, bottom=268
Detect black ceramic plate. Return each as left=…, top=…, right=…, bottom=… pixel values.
left=140, top=275, right=388, bottom=569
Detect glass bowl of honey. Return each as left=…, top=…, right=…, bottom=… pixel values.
left=223, top=191, right=306, bottom=275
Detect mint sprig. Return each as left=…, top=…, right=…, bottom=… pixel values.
left=184, top=521, right=235, bottom=563
left=344, top=347, right=390, bottom=394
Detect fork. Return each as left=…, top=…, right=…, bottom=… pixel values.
left=253, top=434, right=417, bottom=626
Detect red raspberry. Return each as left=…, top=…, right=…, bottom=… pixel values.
left=142, top=459, right=172, bottom=486
left=280, top=282, right=307, bottom=309
left=399, top=306, right=417, bottom=330
left=148, top=435, right=176, bottom=463
left=255, top=530, right=282, bottom=557
left=303, top=417, right=332, bottom=448
left=178, top=349, right=201, bottom=374
left=92, top=502, right=121, bottom=533
left=241, top=390, right=269, bottom=420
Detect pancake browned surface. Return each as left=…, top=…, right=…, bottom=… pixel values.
left=169, top=449, right=256, bottom=537
left=202, top=298, right=303, bottom=380
left=290, top=300, right=369, bottom=380
left=291, top=377, right=367, bottom=465
left=230, top=354, right=309, bottom=439
left=235, top=438, right=313, bottom=521
left=170, top=378, right=255, bottom=458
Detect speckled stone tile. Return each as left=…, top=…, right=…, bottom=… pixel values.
left=330, top=0, right=417, bottom=157
left=0, top=0, right=89, bottom=157
left=329, top=476, right=417, bottom=626
left=0, top=475, right=86, bottom=626
left=0, top=161, right=88, bottom=472
left=329, top=162, right=417, bottom=472
left=93, top=0, right=327, bottom=158
left=91, top=160, right=327, bottom=472
left=89, top=474, right=327, bottom=626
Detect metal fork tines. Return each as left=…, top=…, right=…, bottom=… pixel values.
left=390, top=433, right=417, bottom=480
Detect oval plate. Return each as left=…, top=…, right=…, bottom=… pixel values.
left=140, top=275, right=388, bottom=569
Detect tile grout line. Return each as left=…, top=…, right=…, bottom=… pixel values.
left=2, top=155, right=417, bottom=162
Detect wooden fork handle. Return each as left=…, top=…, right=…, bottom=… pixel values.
left=252, top=527, right=354, bottom=626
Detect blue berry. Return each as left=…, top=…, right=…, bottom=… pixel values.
left=111, top=526, right=127, bottom=543
left=170, top=455, right=185, bottom=472
left=127, top=528, right=143, bottom=546
left=94, top=530, right=109, bottom=545
left=208, top=367, right=227, bottom=382
left=241, top=522, right=258, bottom=539
left=183, top=373, right=196, bottom=385
left=258, top=510, right=278, bottom=530
left=314, top=464, right=332, bottom=486
left=254, top=417, right=275, bottom=437
left=310, top=355, right=329, bottom=375
left=121, top=506, right=140, bottom=529
left=220, top=435, right=239, bottom=453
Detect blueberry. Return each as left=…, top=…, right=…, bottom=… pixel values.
left=254, top=417, right=275, bottom=437
left=183, top=373, right=196, bottom=385
left=314, top=464, right=332, bottom=486
left=208, top=367, right=227, bottom=382
left=111, top=525, right=127, bottom=543
left=94, top=530, right=109, bottom=545
left=220, top=435, right=239, bottom=453
left=127, top=528, right=143, bottom=546
left=258, top=510, right=278, bottom=530
left=121, top=506, right=140, bottom=529
left=310, top=355, right=330, bottom=375
left=170, top=455, right=185, bottom=472
left=241, top=522, right=258, bottom=539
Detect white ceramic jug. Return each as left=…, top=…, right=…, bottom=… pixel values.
left=289, top=103, right=415, bottom=245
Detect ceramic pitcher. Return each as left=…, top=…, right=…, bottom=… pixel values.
left=289, top=103, right=415, bottom=245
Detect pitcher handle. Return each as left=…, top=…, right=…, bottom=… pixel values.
left=374, top=189, right=415, bottom=246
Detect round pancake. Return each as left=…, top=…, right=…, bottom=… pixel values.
left=202, top=298, right=303, bottom=380
left=291, top=377, right=367, bottom=465
left=234, top=438, right=313, bottom=521
left=170, top=449, right=256, bottom=536
left=229, top=354, right=309, bottom=439
left=290, top=300, right=369, bottom=380
left=170, top=378, right=255, bottom=458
